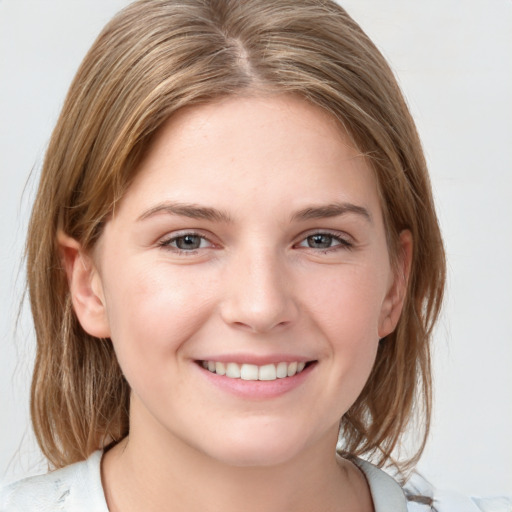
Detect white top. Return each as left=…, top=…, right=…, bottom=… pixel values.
left=1, top=451, right=510, bottom=511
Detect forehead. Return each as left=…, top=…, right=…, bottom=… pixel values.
left=114, top=94, right=383, bottom=226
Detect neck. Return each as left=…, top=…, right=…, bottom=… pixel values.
left=102, top=439, right=370, bottom=512
left=101, top=406, right=372, bottom=512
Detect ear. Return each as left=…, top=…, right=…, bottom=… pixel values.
left=378, top=230, right=413, bottom=338
left=58, top=230, right=111, bottom=338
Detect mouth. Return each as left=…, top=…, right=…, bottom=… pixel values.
left=197, top=360, right=314, bottom=381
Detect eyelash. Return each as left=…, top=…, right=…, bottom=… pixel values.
left=158, top=230, right=353, bottom=255
left=158, top=232, right=214, bottom=255
left=295, top=230, right=354, bottom=253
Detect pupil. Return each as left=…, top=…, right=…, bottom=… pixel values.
left=308, top=234, right=332, bottom=248
left=177, top=235, right=200, bottom=250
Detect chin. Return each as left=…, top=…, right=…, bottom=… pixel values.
left=207, top=441, right=302, bottom=468
left=192, top=420, right=322, bottom=468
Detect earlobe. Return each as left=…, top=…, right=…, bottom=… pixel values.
left=57, top=230, right=110, bottom=338
left=378, top=230, right=413, bottom=338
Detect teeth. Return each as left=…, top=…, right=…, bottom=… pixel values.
left=259, top=364, right=276, bottom=381
left=287, top=361, right=297, bottom=377
left=215, top=362, right=226, bottom=376
left=276, top=362, right=288, bottom=378
left=226, top=362, right=241, bottom=379
left=240, top=364, right=258, bottom=380
left=201, top=361, right=309, bottom=381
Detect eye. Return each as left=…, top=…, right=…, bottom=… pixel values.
left=159, top=232, right=213, bottom=252
left=296, top=232, right=352, bottom=251
left=304, top=234, right=337, bottom=249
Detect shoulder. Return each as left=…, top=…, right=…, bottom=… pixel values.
left=403, top=470, right=512, bottom=512
left=0, top=451, right=108, bottom=512
left=351, top=457, right=512, bottom=512
left=351, top=457, right=409, bottom=512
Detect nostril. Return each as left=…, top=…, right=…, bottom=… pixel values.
left=230, top=319, right=291, bottom=333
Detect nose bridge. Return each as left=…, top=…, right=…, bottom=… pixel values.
left=220, top=241, right=297, bottom=332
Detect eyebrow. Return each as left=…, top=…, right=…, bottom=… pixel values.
left=137, top=200, right=372, bottom=224
left=137, top=202, right=233, bottom=223
left=291, top=202, right=372, bottom=223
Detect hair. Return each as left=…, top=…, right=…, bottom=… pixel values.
left=27, top=0, right=445, bottom=472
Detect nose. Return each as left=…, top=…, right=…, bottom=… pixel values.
left=219, top=246, right=299, bottom=333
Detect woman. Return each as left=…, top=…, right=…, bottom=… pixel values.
left=2, top=0, right=488, bottom=510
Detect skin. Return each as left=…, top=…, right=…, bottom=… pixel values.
left=60, top=94, right=411, bottom=512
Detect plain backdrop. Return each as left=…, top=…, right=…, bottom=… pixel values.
left=1, top=0, right=511, bottom=497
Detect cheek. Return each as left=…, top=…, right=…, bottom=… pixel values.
left=303, top=263, right=388, bottom=340
left=101, top=261, right=218, bottom=371
left=301, top=264, right=386, bottom=393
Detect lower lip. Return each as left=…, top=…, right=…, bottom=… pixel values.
left=196, top=362, right=316, bottom=400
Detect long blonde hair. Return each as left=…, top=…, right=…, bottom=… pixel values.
left=27, top=0, right=445, bottom=470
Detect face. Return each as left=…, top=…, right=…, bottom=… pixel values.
left=70, top=95, right=409, bottom=467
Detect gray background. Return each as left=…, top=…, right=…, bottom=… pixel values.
left=1, top=0, right=511, bottom=496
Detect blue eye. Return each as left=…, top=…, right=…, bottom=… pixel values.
left=305, top=234, right=337, bottom=249
left=173, top=234, right=203, bottom=250
left=160, top=233, right=212, bottom=252
left=297, top=232, right=352, bottom=250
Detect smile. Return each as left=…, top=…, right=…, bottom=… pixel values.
left=200, top=361, right=308, bottom=381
